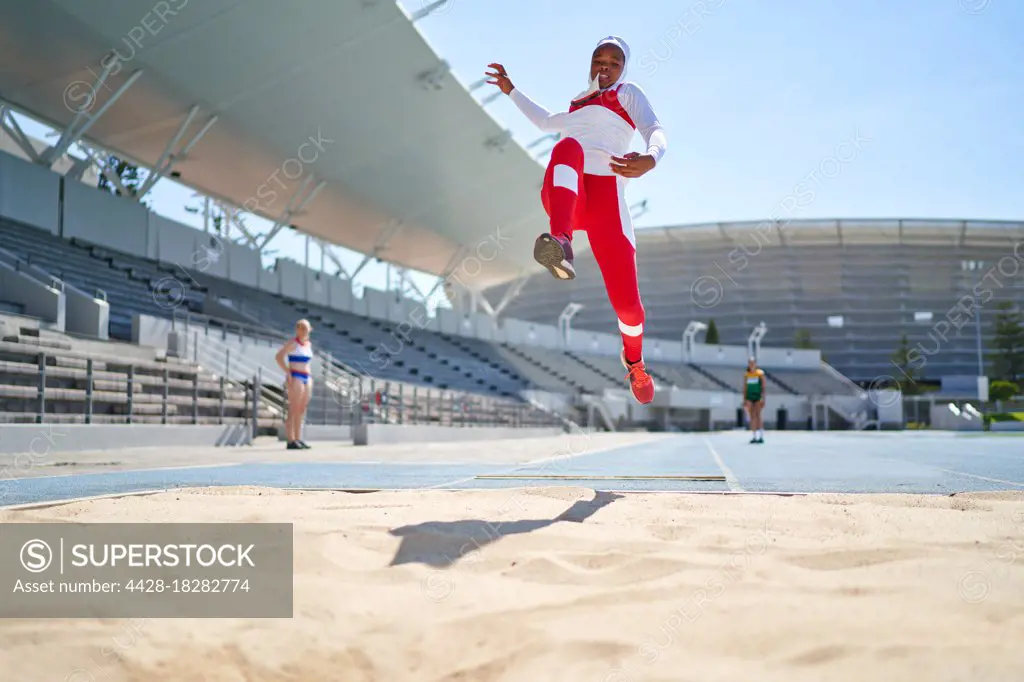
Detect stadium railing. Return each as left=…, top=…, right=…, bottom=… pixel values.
left=0, top=338, right=279, bottom=432
left=166, top=310, right=572, bottom=432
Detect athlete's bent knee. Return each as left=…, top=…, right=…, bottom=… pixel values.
left=549, top=137, right=584, bottom=166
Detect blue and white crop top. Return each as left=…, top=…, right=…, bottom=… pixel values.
left=287, top=338, right=312, bottom=365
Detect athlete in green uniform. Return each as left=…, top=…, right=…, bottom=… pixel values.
left=743, top=357, right=766, bottom=443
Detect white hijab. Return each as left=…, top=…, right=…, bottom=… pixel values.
left=573, top=35, right=631, bottom=101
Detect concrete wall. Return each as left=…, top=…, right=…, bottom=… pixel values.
left=363, top=288, right=390, bottom=321
left=688, top=343, right=821, bottom=370
left=136, top=313, right=289, bottom=384
left=64, top=285, right=110, bottom=339
left=0, top=260, right=64, bottom=328
left=930, top=405, right=984, bottom=431
left=0, top=424, right=252, bottom=456
left=0, top=152, right=60, bottom=234
left=352, top=423, right=564, bottom=446
left=62, top=180, right=149, bottom=255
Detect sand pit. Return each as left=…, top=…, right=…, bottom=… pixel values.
left=1, top=486, right=1023, bottom=681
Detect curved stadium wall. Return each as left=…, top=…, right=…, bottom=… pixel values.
left=487, top=219, right=1024, bottom=383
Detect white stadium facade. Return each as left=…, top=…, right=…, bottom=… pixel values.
left=485, top=219, right=1024, bottom=384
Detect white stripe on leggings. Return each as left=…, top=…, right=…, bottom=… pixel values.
left=616, top=176, right=636, bottom=249
left=618, top=319, right=643, bottom=336
left=553, top=164, right=579, bottom=192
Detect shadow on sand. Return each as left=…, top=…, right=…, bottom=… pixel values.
left=387, top=490, right=623, bottom=568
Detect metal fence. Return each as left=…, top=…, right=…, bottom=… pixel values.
left=0, top=349, right=273, bottom=437
left=170, top=310, right=573, bottom=432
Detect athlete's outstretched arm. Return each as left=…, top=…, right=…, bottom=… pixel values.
left=618, top=83, right=667, bottom=164
left=509, top=89, right=568, bottom=132
left=485, top=62, right=566, bottom=133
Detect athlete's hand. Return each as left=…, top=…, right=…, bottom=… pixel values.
left=485, top=63, right=514, bottom=95
left=610, top=152, right=656, bottom=178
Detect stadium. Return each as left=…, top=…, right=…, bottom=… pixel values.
left=486, top=217, right=1024, bottom=383
left=0, top=1, right=1021, bottom=680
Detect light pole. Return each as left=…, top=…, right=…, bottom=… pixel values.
left=974, top=289, right=984, bottom=377
left=961, top=260, right=985, bottom=378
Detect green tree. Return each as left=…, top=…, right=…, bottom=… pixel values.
left=96, top=155, right=142, bottom=198
left=184, top=203, right=226, bottom=237
left=988, top=380, right=1019, bottom=403
left=794, top=329, right=815, bottom=349
left=891, top=332, right=921, bottom=395
left=705, top=319, right=719, bottom=344
left=989, top=301, right=1024, bottom=382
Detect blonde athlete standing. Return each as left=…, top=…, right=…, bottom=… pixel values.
left=276, top=319, right=314, bottom=450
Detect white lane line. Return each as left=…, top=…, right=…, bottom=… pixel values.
left=427, top=431, right=610, bottom=489
left=703, top=438, right=744, bottom=492
left=939, top=469, right=1024, bottom=488
left=1, top=488, right=176, bottom=510
left=0, top=462, right=243, bottom=483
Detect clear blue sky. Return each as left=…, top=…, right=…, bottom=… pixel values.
left=11, top=0, right=1023, bottom=296
left=416, top=0, right=1023, bottom=226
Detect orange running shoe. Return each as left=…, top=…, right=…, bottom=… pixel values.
left=621, top=349, right=655, bottom=404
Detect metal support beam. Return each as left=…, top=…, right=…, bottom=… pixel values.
left=78, top=143, right=134, bottom=197
left=410, top=0, right=452, bottom=22
left=479, top=90, right=503, bottom=106
left=0, top=107, right=43, bottom=163
left=218, top=203, right=262, bottom=249
left=256, top=175, right=327, bottom=250
left=484, top=130, right=514, bottom=153
left=43, top=67, right=144, bottom=166
left=630, top=200, right=649, bottom=220
left=492, top=272, right=530, bottom=317
left=312, top=237, right=351, bottom=279
left=535, top=142, right=558, bottom=160
left=400, top=271, right=428, bottom=303
left=374, top=218, right=405, bottom=253
left=426, top=245, right=470, bottom=302
left=527, top=133, right=560, bottom=149
left=348, top=218, right=405, bottom=280
left=64, top=155, right=94, bottom=182
left=416, top=60, right=451, bottom=90
left=349, top=253, right=375, bottom=280
left=137, top=106, right=218, bottom=197
left=473, top=289, right=496, bottom=317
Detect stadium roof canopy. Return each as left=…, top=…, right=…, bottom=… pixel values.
left=0, top=0, right=548, bottom=290
left=638, top=218, right=1024, bottom=249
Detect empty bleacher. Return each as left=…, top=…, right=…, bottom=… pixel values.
left=0, top=218, right=864, bottom=437
left=0, top=219, right=206, bottom=339
left=762, top=366, right=864, bottom=396
left=0, top=316, right=279, bottom=426
left=190, top=272, right=537, bottom=398
left=655, top=363, right=730, bottom=393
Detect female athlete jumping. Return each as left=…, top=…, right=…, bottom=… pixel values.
left=486, top=35, right=667, bottom=404
left=276, top=319, right=315, bottom=449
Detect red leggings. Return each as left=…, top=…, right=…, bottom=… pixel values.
left=541, top=137, right=645, bottom=363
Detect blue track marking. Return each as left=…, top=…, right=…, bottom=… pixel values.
left=0, top=433, right=1021, bottom=508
